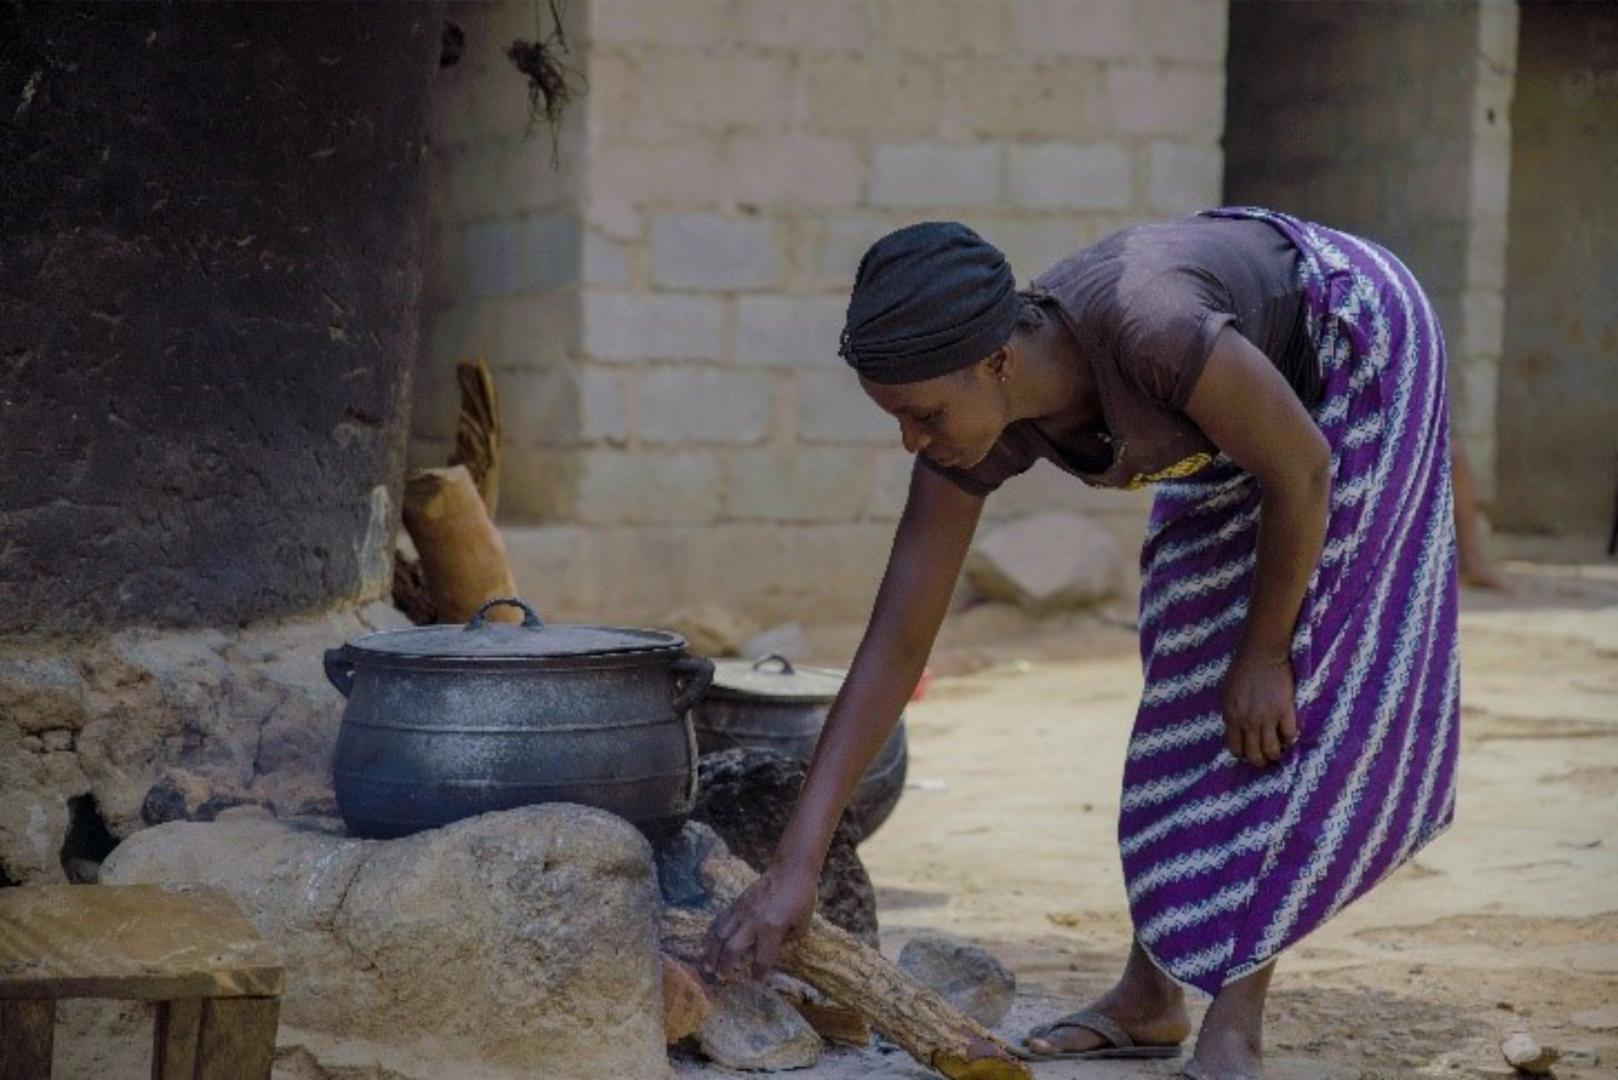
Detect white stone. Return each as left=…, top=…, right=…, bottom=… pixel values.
left=735, top=295, right=848, bottom=367
left=698, top=982, right=822, bottom=1071
left=637, top=367, right=772, bottom=444
left=95, top=809, right=668, bottom=1080
left=725, top=447, right=870, bottom=522
left=575, top=450, right=722, bottom=525
left=1107, top=64, right=1226, bottom=137
left=1011, top=0, right=1138, bottom=59
left=1139, top=1, right=1231, bottom=63
left=727, top=134, right=866, bottom=209
left=1146, top=141, right=1224, bottom=215
left=870, top=142, right=1002, bottom=208
left=798, top=370, right=896, bottom=444
left=1501, top=1032, right=1560, bottom=1074
left=965, top=511, right=1122, bottom=613
left=896, top=933, right=1017, bottom=1028
left=1007, top=142, right=1133, bottom=211
left=582, top=229, right=631, bottom=287
left=649, top=214, right=781, bottom=291
left=579, top=367, right=628, bottom=443
left=581, top=291, right=724, bottom=362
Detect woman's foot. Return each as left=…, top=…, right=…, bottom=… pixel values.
left=1023, top=941, right=1190, bottom=1056
left=1182, top=960, right=1273, bottom=1079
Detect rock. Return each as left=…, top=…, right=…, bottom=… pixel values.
left=0, top=606, right=405, bottom=885
left=698, top=981, right=822, bottom=1071
left=965, top=512, right=1121, bottom=614
left=895, top=932, right=1016, bottom=1027
left=79, top=805, right=669, bottom=1080
left=658, top=602, right=760, bottom=659
left=693, top=749, right=878, bottom=945
left=663, top=954, right=712, bottom=1044
left=1501, top=1032, right=1561, bottom=1074
left=1563, top=1047, right=1600, bottom=1068
left=140, top=767, right=257, bottom=826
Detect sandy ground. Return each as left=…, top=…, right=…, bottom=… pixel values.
left=677, top=560, right=1618, bottom=1079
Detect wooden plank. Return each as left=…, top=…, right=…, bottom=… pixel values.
left=195, top=997, right=279, bottom=1080
left=0, top=885, right=282, bottom=1001
left=0, top=998, right=55, bottom=1080
left=151, top=998, right=202, bottom=1080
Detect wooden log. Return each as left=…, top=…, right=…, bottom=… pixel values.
left=662, top=849, right=1030, bottom=1080
left=0, top=999, right=54, bottom=1080
left=790, top=999, right=871, bottom=1048
left=401, top=465, right=520, bottom=624
left=448, top=357, right=503, bottom=517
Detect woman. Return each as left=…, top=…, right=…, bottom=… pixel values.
left=703, top=208, right=1459, bottom=1079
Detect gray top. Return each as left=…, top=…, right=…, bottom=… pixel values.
left=925, top=214, right=1314, bottom=495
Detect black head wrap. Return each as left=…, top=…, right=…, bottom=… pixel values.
left=838, top=222, right=1020, bottom=386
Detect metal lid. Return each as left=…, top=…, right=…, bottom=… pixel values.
left=709, top=654, right=847, bottom=702
left=345, top=598, right=685, bottom=661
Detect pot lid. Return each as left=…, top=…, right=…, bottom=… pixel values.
left=709, top=654, right=847, bottom=702
left=345, top=598, right=685, bottom=660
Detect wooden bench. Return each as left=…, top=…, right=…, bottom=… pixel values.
left=0, top=884, right=283, bottom=1080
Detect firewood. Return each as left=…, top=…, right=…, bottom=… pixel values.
left=447, top=357, right=502, bottom=517
left=661, top=847, right=1030, bottom=1080
left=791, top=999, right=871, bottom=1047
left=401, top=465, right=520, bottom=624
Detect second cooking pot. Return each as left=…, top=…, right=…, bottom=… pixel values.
left=693, top=654, right=908, bottom=841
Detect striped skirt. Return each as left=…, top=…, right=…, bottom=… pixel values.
left=1121, top=207, right=1460, bottom=994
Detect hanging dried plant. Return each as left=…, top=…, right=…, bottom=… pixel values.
left=506, top=0, right=584, bottom=166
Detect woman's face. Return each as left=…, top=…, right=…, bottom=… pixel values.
left=860, top=353, right=1011, bottom=471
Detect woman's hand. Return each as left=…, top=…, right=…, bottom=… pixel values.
left=703, top=858, right=819, bottom=982
left=1221, top=645, right=1299, bottom=767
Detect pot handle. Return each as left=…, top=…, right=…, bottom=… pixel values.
left=751, top=653, right=796, bottom=675
left=323, top=648, right=356, bottom=698
left=466, top=597, right=544, bottom=630
left=670, top=655, right=715, bottom=715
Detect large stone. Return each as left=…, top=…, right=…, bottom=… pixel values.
left=88, top=806, right=669, bottom=1080
left=0, top=603, right=407, bottom=886
left=1500, top=1032, right=1560, bottom=1075
left=698, top=981, right=822, bottom=1071
left=895, top=932, right=1017, bottom=1028
left=965, top=512, right=1122, bottom=614
left=692, top=749, right=878, bottom=945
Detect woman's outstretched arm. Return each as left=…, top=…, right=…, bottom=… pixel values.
left=705, top=459, right=984, bottom=980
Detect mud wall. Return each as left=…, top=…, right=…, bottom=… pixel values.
left=0, top=2, right=441, bottom=634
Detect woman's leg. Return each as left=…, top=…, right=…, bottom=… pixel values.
left=1023, top=939, right=1191, bottom=1054
left=1184, top=959, right=1274, bottom=1078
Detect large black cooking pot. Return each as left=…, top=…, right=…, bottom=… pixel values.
left=324, top=597, right=713, bottom=839
left=694, top=655, right=907, bottom=842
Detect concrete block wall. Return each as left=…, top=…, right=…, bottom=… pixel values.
left=1224, top=0, right=1517, bottom=501
left=411, top=0, right=589, bottom=474
left=419, top=0, right=1231, bottom=622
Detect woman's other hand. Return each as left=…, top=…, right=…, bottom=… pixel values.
left=703, top=858, right=819, bottom=982
left=1221, top=646, right=1299, bottom=767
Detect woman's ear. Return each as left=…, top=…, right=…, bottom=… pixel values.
left=986, top=344, right=1012, bottom=382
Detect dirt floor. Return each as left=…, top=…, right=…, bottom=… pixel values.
left=677, top=559, right=1618, bottom=1079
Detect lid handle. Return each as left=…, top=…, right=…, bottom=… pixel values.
left=466, top=597, right=545, bottom=631
left=751, top=653, right=796, bottom=675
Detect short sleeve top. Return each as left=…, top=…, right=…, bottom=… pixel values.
left=923, top=215, right=1314, bottom=495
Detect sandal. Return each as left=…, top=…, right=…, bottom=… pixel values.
left=1015, top=1007, right=1183, bottom=1061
